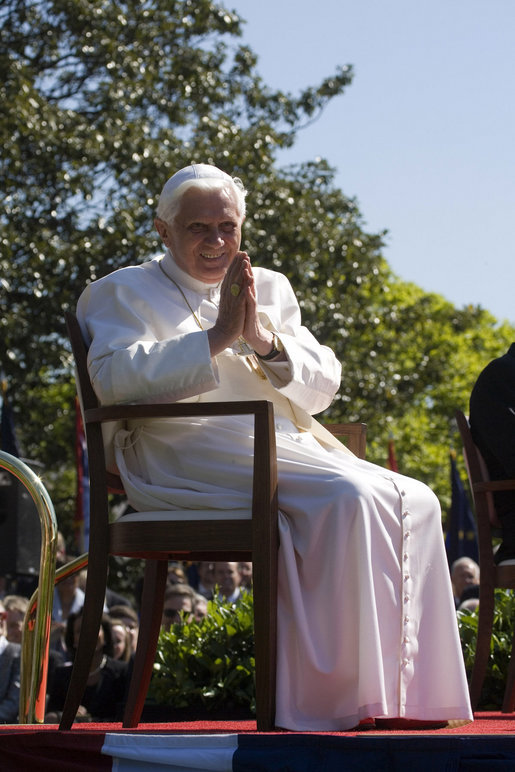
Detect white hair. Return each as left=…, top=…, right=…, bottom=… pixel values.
left=156, top=176, right=247, bottom=224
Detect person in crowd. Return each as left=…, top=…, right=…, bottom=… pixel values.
left=196, top=561, right=215, bottom=599
left=77, top=568, right=132, bottom=610
left=458, top=583, right=480, bottom=608
left=0, top=599, right=20, bottom=723
left=458, top=597, right=480, bottom=613
left=193, top=593, right=208, bottom=621
left=50, top=562, right=85, bottom=655
left=3, top=594, right=29, bottom=644
left=167, top=562, right=187, bottom=585
left=2, top=593, right=64, bottom=695
left=75, top=162, right=472, bottom=731
left=469, top=344, right=515, bottom=565
left=187, top=561, right=215, bottom=600
left=237, top=561, right=253, bottom=591
left=45, top=609, right=128, bottom=722
left=109, top=618, right=133, bottom=663
left=55, top=530, right=68, bottom=565
left=108, top=605, right=140, bottom=657
left=213, top=561, right=243, bottom=605
left=105, top=585, right=133, bottom=609
left=161, top=584, right=197, bottom=629
left=450, top=557, right=480, bottom=609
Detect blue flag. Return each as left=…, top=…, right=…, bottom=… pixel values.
left=445, top=452, right=478, bottom=566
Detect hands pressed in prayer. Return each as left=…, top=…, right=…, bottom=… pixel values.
left=209, top=251, right=283, bottom=360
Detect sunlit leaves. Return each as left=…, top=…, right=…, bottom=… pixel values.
left=150, top=592, right=256, bottom=712
left=1, top=0, right=354, bottom=537
left=458, top=589, right=515, bottom=709
left=1, top=0, right=513, bottom=542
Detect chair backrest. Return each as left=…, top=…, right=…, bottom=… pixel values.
left=455, top=409, right=501, bottom=529
left=65, top=311, right=124, bottom=492
left=62, top=311, right=279, bottom=731
left=66, top=311, right=99, bottom=413
left=326, top=422, right=367, bottom=459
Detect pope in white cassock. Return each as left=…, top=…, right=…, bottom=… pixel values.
left=77, top=163, right=473, bottom=732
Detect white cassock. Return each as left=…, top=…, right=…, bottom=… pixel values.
left=77, top=250, right=473, bottom=731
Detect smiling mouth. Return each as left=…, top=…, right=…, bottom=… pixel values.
left=201, top=252, right=224, bottom=259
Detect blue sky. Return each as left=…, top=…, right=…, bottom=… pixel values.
left=228, top=0, right=515, bottom=327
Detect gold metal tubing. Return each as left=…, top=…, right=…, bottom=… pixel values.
left=0, top=451, right=59, bottom=724
left=22, top=553, right=89, bottom=723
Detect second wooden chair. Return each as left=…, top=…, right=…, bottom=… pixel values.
left=455, top=408, right=515, bottom=712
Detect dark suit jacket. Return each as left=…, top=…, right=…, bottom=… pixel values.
left=469, top=342, right=515, bottom=516
left=47, top=656, right=128, bottom=721
left=0, top=639, right=21, bottom=723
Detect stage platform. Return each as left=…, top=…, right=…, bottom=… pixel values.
left=1, top=713, right=515, bottom=771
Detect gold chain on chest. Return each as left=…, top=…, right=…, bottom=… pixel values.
left=158, top=260, right=266, bottom=379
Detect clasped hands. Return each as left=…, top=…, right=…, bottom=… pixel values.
left=207, top=252, right=276, bottom=359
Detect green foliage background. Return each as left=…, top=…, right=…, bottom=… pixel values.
left=150, top=593, right=255, bottom=712
left=1, top=0, right=514, bottom=548
left=149, top=589, right=515, bottom=714
left=458, top=590, right=515, bottom=710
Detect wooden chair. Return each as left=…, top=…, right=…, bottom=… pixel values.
left=326, top=422, right=367, bottom=459
left=60, top=311, right=279, bottom=730
left=455, top=409, right=515, bottom=711
left=60, top=310, right=367, bottom=730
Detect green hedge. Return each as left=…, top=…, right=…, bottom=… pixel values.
left=148, top=586, right=515, bottom=713
left=458, top=588, right=515, bottom=709
left=149, top=591, right=256, bottom=713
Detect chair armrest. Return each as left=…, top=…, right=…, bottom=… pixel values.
left=324, top=422, right=367, bottom=459
left=85, top=400, right=278, bottom=521
left=474, top=480, right=515, bottom=493
left=84, top=400, right=275, bottom=424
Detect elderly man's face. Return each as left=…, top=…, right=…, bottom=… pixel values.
left=452, top=560, right=479, bottom=598
left=156, top=186, right=243, bottom=283
left=161, top=595, right=193, bottom=628
left=214, top=561, right=240, bottom=597
left=5, top=608, right=24, bottom=644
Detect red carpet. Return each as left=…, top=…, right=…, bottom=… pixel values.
left=1, top=711, right=514, bottom=734
left=1, top=713, right=515, bottom=771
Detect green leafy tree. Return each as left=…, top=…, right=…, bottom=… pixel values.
left=1, top=0, right=513, bottom=546
left=241, top=162, right=514, bottom=510
left=1, top=0, right=352, bottom=536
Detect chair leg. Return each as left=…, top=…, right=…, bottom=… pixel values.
left=59, top=551, right=109, bottom=730
left=252, top=546, right=278, bottom=731
left=122, top=559, right=168, bottom=728
left=469, top=581, right=495, bottom=710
